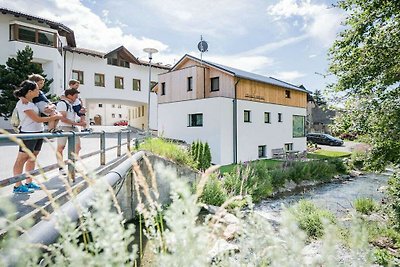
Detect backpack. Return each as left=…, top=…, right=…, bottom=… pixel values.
left=10, top=107, right=20, bottom=133
left=56, top=99, right=72, bottom=112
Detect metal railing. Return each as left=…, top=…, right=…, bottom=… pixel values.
left=0, top=130, right=135, bottom=186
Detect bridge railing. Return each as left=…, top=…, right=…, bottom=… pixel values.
left=0, top=129, right=138, bottom=186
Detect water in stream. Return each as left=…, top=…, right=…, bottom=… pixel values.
left=255, top=173, right=391, bottom=218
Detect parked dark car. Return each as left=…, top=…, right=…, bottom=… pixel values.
left=306, top=133, right=344, bottom=146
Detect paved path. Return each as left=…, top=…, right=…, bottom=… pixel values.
left=318, top=141, right=368, bottom=153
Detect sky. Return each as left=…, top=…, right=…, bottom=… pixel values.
left=0, top=0, right=345, bottom=92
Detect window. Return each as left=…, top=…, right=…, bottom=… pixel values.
left=95, top=73, right=105, bottom=87
left=119, top=114, right=122, bottom=118
left=112, top=104, right=115, bottom=108
left=244, top=110, right=251, bottom=123
left=211, top=77, right=219, bottom=91
left=98, top=103, right=103, bottom=108
left=161, top=82, right=166, bottom=95
left=293, top=115, right=305, bottom=137
left=188, top=113, right=203, bottom=127
left=285, top=143, right=293, bottom=151
left=285, top=90, right=291, bottom=98
left=10, top=24, right=57, bottom=48
left=258, top=145, right=266, bottom=158
left=150, top=81, right=157, bottom=90
left=264, top=112, right=271, bottom=123
left=187, top=77, right=193, bottom=91
left=132, top=79, right=141, bottom=91
left=115, top=76, right=124, bottom=89
left=72, top=70, right=84, bottom=84
left=112, top=113, right=115, bottom=118
left=118, top=105, right=122, bottom=108
left=107, top=57, right=130, bottom=68
left=278, top=113, right=283, bottom=122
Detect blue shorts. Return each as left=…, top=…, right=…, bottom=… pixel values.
left=18, top=131, right=44, bottom=153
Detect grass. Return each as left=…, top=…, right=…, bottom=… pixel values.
left=219, top=159, right=282, bottom=174
left=307, top=149, right=351, bottom=159
left=138, top=138, right=196, bottom=168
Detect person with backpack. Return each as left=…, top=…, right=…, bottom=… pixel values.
left=12, top=80, right=63, bottom=194
left=56, top=88, right=86, bottom=177
left=67, top=79, right=90, bottom=132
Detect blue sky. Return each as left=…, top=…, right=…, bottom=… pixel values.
left=1, top=0, right=344, bottom=92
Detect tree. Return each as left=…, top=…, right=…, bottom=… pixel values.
left=312, top=89, right=327, bottom=108
left=0, top=46, right=53, bottom=118
left=328, top=0, right=400, bottom=170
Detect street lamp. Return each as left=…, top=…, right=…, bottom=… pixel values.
left=143, top=47, right=158, bottom=136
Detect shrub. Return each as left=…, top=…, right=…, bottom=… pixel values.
left=288, top=200, right=336, bottom=239
left=199, top=174, right=228, bottom=206
left=348, top=151, right=369, bottom=170
left=354, top=198, right=376, bottom=215
left=189, top=140, right=212, bottom=171
left=139, top=138, right=195, bottom=168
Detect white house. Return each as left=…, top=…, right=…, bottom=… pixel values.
left=157, top=54, right=308, bottom=165
left=0, top=7, right=169, bottom=129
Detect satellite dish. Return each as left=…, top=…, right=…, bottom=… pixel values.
left=198, top=40, right=208, bottom=52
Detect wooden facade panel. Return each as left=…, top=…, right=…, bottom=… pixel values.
left=237, top=79, right=307, bottom=108
left=206, top=67, right=235, bottom=98
left=158, top=65, right=206, bottom=104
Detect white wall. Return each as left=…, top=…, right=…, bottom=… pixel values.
left=158, top=97, right=306, bottom=165
left=0, top=14, right=66, bottom=129
left=158, top=97, right=234, bottom=165
left=64, top=52, right=165, bottom=127
left=237, top=99, right=306, bottom=162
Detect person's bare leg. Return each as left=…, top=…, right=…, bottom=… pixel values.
left=24, top=151, right=39, bottom=184
left=13, top=152, right=29, bottom=187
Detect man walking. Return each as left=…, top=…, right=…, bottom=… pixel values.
left=56, top=88, right=85, bottom=177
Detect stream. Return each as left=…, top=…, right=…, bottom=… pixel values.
left=255, top=172, right=391, bottom=218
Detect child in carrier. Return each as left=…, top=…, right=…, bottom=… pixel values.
left=24, top=74, right=62, bottom=133
left=65, top=79, right=91, bottom=132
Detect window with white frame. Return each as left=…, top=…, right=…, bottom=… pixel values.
left=244, top=110, right=251, bottom=123
left=188, top=113, right=203, bottom=127
left=264, top=112, right=271, bottom=123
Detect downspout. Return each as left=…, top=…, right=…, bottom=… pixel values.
left=63, top=48, right=66, bottom=90
left=203, top=67, right=206, bottom=98
left=233, top=78, right=240, bottom=164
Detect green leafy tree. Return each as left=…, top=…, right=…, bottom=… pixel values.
left=328, top=0, right=400, bottom=170
left=0, top=46, right=53, bottom=118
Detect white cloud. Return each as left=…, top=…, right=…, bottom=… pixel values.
left=242, top=34, right=309, bottom=56
left=273, top=71, right=306, bottom=82
left=0, top=0, right=169, bottom=58
left=309, top=54, right=317, bottom=58
left=267, top=0, right=344, bottom=46
left=142, top=0, right=253, bottom=37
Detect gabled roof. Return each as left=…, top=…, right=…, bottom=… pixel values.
left=63, top=46, right=105, bottom=58
left=172, top=54, right=308, bottom=93
left=0, top=7, right=76, bottom=47
left=104, top=46, right=141, bottom=65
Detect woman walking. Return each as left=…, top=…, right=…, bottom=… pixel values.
left=13, top=80, right=62, bottom=194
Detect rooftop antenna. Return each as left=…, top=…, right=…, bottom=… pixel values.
left=197, top=35, right=208, bottom=65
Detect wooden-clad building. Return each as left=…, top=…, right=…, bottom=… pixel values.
left=158, top=54, right=308, bottom=165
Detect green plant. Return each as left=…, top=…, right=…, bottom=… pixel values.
left=189, top=140, right=212, bottom=171
left=199, top=174, right=228, bottom=206
left=387, top=172, right=400, bottom=229
left=289, top=200, right=336, bottom=239
left=354, top=198, right=376, bottom=215
left=139, top=138, right=196, bottom=168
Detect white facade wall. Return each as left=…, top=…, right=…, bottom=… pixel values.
left=158, top=97, right=306, bottom=165
left=0, top=14, right=67, bottom=129
left=158, top=97, right=234, bottom=165
left=237, top=100, right=306, bottom=162
left=64, top=52, right=165, bottom=127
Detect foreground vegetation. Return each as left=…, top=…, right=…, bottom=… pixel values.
left=0, top=160, right=390, bottom=266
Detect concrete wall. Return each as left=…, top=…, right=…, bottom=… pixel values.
left=116, top=153, right=199, bottom=221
